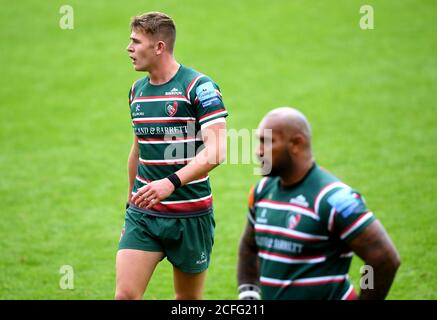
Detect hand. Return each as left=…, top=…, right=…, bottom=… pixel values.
left=131, top=178, right=175, bottom=209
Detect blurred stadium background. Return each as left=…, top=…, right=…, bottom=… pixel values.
left=0, top=0, right=436, bottom=299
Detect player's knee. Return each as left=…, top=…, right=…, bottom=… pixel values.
left=115, top=289, right=142, bottom=300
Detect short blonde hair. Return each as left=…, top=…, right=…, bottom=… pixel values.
left=130, top=12, right=176, bottom=52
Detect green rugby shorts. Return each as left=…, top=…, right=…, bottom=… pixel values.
left=118, top=208, right=215, bottom=273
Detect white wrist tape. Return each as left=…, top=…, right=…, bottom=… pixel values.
left=238, top=284, right=261, bottom=300
left=239, top=290, right=261, bottom=300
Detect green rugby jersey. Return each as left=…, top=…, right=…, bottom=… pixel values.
left=248, top=164, right=376, bottom=300
left=127, top=65, right=228, bottom=217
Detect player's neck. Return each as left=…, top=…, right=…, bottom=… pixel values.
left=148, top=57, right=180, bottom=85
left=280, top=158, right=314, bottom=188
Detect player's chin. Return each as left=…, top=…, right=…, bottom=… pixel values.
left=133, top=65, right=144, bottom=71
left=260, top=161, right=276, bottom=176
left=132, top=62, right=146, bottom=72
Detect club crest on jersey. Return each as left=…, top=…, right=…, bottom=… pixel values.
left=165, top=101, right=178, bottom=117
left=287, top=213, right=301, bottom=229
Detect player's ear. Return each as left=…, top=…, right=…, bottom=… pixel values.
left=289, top=134, right=305, bottom=154
left=155, top=41, right=166, bottom=55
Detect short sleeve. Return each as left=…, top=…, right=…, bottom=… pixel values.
left=247, top=185, right=256, bottom=226
left=320, top=187, right=376, bottom=242
left=128, top=87, right=133, bottom=107
left=128, top=80, right=139, bottom=107
left=189, top=76, right=228, bottom=127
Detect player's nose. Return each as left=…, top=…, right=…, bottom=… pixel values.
left=256, top=145, right=263, bottom=159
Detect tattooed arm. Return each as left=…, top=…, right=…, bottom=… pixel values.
left=348, top=220, right=401, bottom=300
left=237, top=221, right=260, bottom=287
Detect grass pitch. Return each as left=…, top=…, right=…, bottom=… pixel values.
left=0, top=0, right=436, bottom=299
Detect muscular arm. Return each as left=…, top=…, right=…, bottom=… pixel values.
left=127, top=134, right=139, bottom=202
left=176, top=121, right=227, bottom=185
left=131, top=121, right=227, bottom=208
left=348, top=220, right=401, bottom=300
left=237, top=222, right=260, bottom=286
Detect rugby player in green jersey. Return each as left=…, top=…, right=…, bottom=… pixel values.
left=237, top=107, right=400, bottom=300
left=115, top=12, right=228, bottom=300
